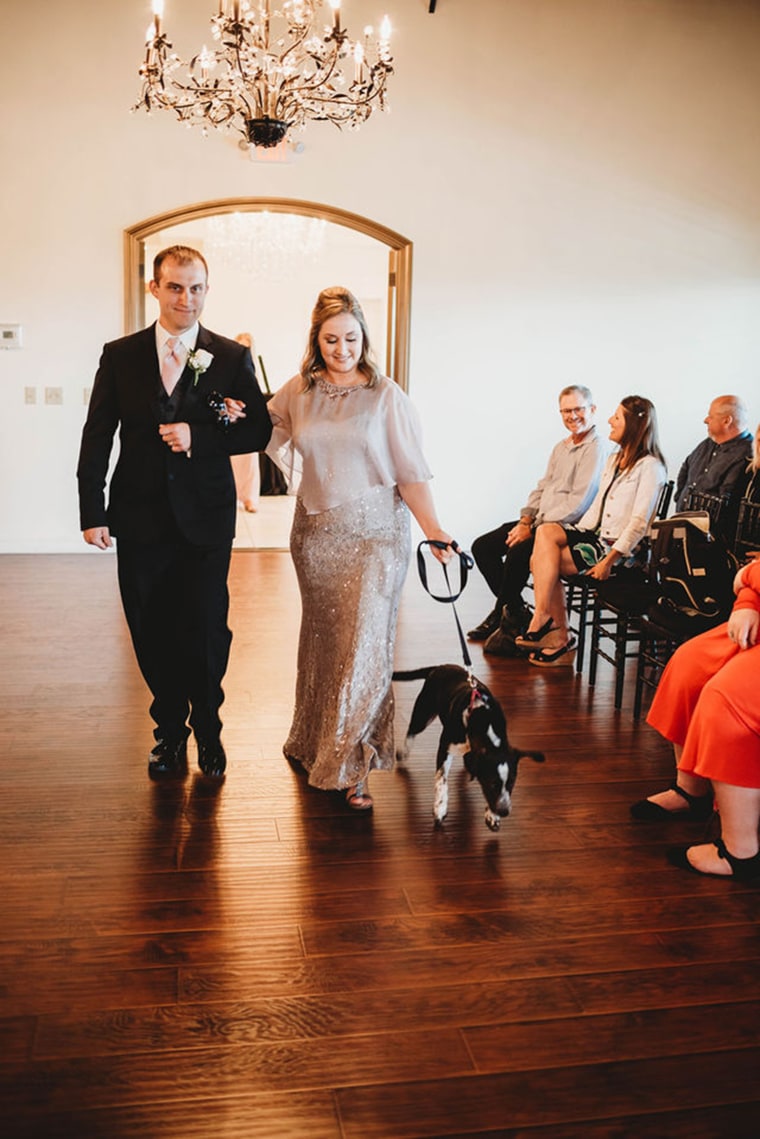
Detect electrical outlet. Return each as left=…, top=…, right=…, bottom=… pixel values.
left=45, top=387, right=63, bottom=405
left=24, top=387, right=36, bottom=404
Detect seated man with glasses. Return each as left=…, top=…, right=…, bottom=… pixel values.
left=468, top=385, right=608, bottom=654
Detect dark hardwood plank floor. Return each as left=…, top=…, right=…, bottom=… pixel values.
left=0, top=551, right=758, bottom=1139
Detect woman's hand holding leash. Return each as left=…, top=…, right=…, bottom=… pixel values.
left=427, top=529, right=455, bottom=564
left=416, top=538, right=475, bottom=670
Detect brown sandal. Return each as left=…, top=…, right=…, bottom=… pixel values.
left=345, top=781, right=373, bottom=811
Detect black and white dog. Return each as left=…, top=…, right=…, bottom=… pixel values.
left=393, top=664, right=545, bottom=831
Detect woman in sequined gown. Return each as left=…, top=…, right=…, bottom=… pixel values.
left=265, top=287, right=452, bottom=809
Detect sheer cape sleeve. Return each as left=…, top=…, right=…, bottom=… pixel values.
left=266, top=374, right=433, bottom=514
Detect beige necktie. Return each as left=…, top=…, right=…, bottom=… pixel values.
left=161, top=337, right=185, bottom=395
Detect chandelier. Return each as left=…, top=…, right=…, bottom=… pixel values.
left=135, top=1, right=393, bottom=149
left=207, top=212, right=328, bottom=278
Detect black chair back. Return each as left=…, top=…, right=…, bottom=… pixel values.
left=734, top=496, right=760, bottom=562
left=681, top=489, right=728, bottom=535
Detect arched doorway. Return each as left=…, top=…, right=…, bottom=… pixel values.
left=124, top=198, right=413, bottom=390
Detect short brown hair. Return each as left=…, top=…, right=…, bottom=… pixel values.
left=152, top=245, right=209, bottom=284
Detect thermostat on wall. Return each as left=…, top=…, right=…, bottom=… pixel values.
left=0, top=324, right=22, bottom=349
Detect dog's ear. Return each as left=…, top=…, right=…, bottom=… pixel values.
left=513, top=750, right=545, bottom=765
left=464, top=751, right=479, bottom=779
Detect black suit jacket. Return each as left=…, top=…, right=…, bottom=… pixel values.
left=77, top=324, right=273, bottom=546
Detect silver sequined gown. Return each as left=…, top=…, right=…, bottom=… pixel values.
left=266, top=374, right=433, bottom=790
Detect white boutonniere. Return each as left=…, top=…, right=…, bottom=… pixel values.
left=187, top=348, right=214, bottom=386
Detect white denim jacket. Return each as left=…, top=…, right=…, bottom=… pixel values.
left=578, top=452, right=666, bottom=557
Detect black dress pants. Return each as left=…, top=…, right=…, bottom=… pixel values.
left=471, top=521, right=534, bottom=614
left=116, top=536, right=232, bottom=742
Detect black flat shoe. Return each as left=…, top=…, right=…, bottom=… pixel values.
left=148, top=737, right=188, bottom=779
left=667, top=839, right=760, bottom=882
left=467, top=608, right=500, bottom=641
left=197, top=738, right=227, bottom=778
left=630, top=780, right=714, bottom=821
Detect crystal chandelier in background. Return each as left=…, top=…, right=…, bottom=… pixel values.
left=207, top=212, right=328, bottom=279
left=135, top=0, right=393, bottom=149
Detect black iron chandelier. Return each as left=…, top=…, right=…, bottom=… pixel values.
left=135, top=1, right=394, bottom=149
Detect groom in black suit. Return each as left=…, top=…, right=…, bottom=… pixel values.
left=77, top=245, right=272, bottom=779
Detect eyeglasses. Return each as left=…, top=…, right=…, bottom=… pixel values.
left=560, top=406, right=588, bottom=417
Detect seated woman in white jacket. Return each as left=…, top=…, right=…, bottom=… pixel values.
left=515, top=395, right=667, bottom=666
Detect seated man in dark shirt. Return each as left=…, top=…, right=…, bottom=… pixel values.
left=675, top=395, right=752, bottom=544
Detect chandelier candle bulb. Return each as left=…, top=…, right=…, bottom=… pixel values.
left=134, top=0, right=393, bottom=148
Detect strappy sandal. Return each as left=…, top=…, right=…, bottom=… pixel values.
left=345, top=781, right=373, bottom=811
left=514, top=617, right=556, bottom=649
left=630, top=780, right=714, bottom=821
left=528, top=635, right=577, bottom=667
left=667, top=839, right=760, bottom=882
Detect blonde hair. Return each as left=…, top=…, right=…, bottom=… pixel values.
left=300, top=286, right=380, bottom=390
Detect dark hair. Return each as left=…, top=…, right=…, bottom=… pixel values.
left=618, top=395, right=665, bottom=470
left=300, top=286, right=380, bottom=389
left=152, top=245, right=209, bottom=284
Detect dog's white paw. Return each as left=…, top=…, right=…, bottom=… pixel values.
left=485, top=809, right=501, bottom=831
left=433, top=768, right=449, bottom=823
left=433, top=792, right=449, bottom=823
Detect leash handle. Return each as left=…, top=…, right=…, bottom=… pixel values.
left=416, top=540, right=474, bottom=671
left=416, top=540, right=473, bottom=603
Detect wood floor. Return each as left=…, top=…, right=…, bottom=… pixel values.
left=1, top=552, right=759, bottom=1139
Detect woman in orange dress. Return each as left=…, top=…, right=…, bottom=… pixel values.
left=631, top=555, right=760, bottom=881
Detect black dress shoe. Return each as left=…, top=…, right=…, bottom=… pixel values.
left=467, top=608, right=500, bottom=641
left=148, top=738, right=188, bottom=779
left=197, top=738, right=227, bottom=778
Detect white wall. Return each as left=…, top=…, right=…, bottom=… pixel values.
left=1, top=0, right=759, bottom=553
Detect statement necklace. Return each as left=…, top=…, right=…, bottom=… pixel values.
left=315, top=375, right=370, bottom=400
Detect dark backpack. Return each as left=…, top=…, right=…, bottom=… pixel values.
left=646, top=512, right=737, bottom=637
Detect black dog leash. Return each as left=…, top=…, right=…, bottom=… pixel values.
left=416, top=540, right=476, bottom=677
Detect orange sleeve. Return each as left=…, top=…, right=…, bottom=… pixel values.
left=733, top=559, right=760, bottom=613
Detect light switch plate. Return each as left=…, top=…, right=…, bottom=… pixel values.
left=0, top=323, right=22, bottom=349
